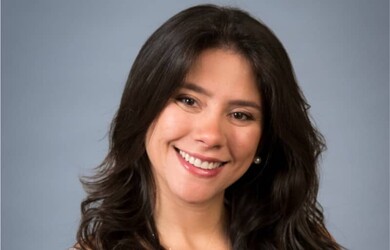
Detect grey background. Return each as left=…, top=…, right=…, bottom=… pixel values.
left=2, top=0, right=389, bottom=249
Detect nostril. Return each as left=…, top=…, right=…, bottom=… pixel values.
left=193, top=124, right=225, bottom=147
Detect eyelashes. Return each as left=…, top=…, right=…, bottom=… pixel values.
left=230, top=112, right=254, bottom=121
left=174, top=94, right=256, bottom=122
left=175, top=96, right=197, bottom=107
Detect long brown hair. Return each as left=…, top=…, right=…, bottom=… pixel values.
left=77, top=4, right=343, bottom=249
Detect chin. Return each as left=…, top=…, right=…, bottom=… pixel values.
left=175, top=186, right=224, bottom=204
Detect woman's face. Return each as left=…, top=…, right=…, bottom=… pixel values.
left=145, top=48, right=262, bottom=204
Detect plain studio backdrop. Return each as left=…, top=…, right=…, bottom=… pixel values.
left=2, top=1, right=389, bottom=249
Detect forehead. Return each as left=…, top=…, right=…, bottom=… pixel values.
left=184, top=48, right=260, bottom=100
left=189, top=48, right=253, bottom=73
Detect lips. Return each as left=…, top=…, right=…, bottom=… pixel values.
left=176, top=148, right=227, bottom=170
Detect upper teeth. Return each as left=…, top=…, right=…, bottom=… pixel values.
left=179, top=150, right=223, bottom=170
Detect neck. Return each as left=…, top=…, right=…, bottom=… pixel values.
left=154, top=191, right=229, bottom=249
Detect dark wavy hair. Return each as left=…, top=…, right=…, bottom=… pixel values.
left=76, top=4, right=342, bottom=250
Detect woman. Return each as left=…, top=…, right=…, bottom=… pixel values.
left=75, top=4, right=342, bottom=250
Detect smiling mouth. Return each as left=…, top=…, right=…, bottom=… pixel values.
left=175, top=148, right=227, bottom=170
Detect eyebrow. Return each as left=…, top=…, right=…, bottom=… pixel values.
left=182, top=82, right=262, bottom=111
left=182, top=82, right=212, bottom=97
left=228, top=100, right=262, bottom=111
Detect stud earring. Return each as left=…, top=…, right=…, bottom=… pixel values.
left=253, top=156, right=261, bottom=164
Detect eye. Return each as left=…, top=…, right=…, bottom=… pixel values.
left=231, top=112, right=254, bottom=121
left=176, top=96, right=196, bottom=106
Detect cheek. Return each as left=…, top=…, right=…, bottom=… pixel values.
left=146, top=104, right=189, bottom=145
left=158, top=106, right=189, bottom=136
left=230, top=127, right=262, bottom=159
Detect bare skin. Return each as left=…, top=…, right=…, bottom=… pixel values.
left=154, top=183, right=230, bottom=250
left=75, top=48, right=261, bottom=250
left=147, top=48, right=261, bottom=249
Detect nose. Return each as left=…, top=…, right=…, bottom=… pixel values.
left=192, top=112, right=226, bottom=148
